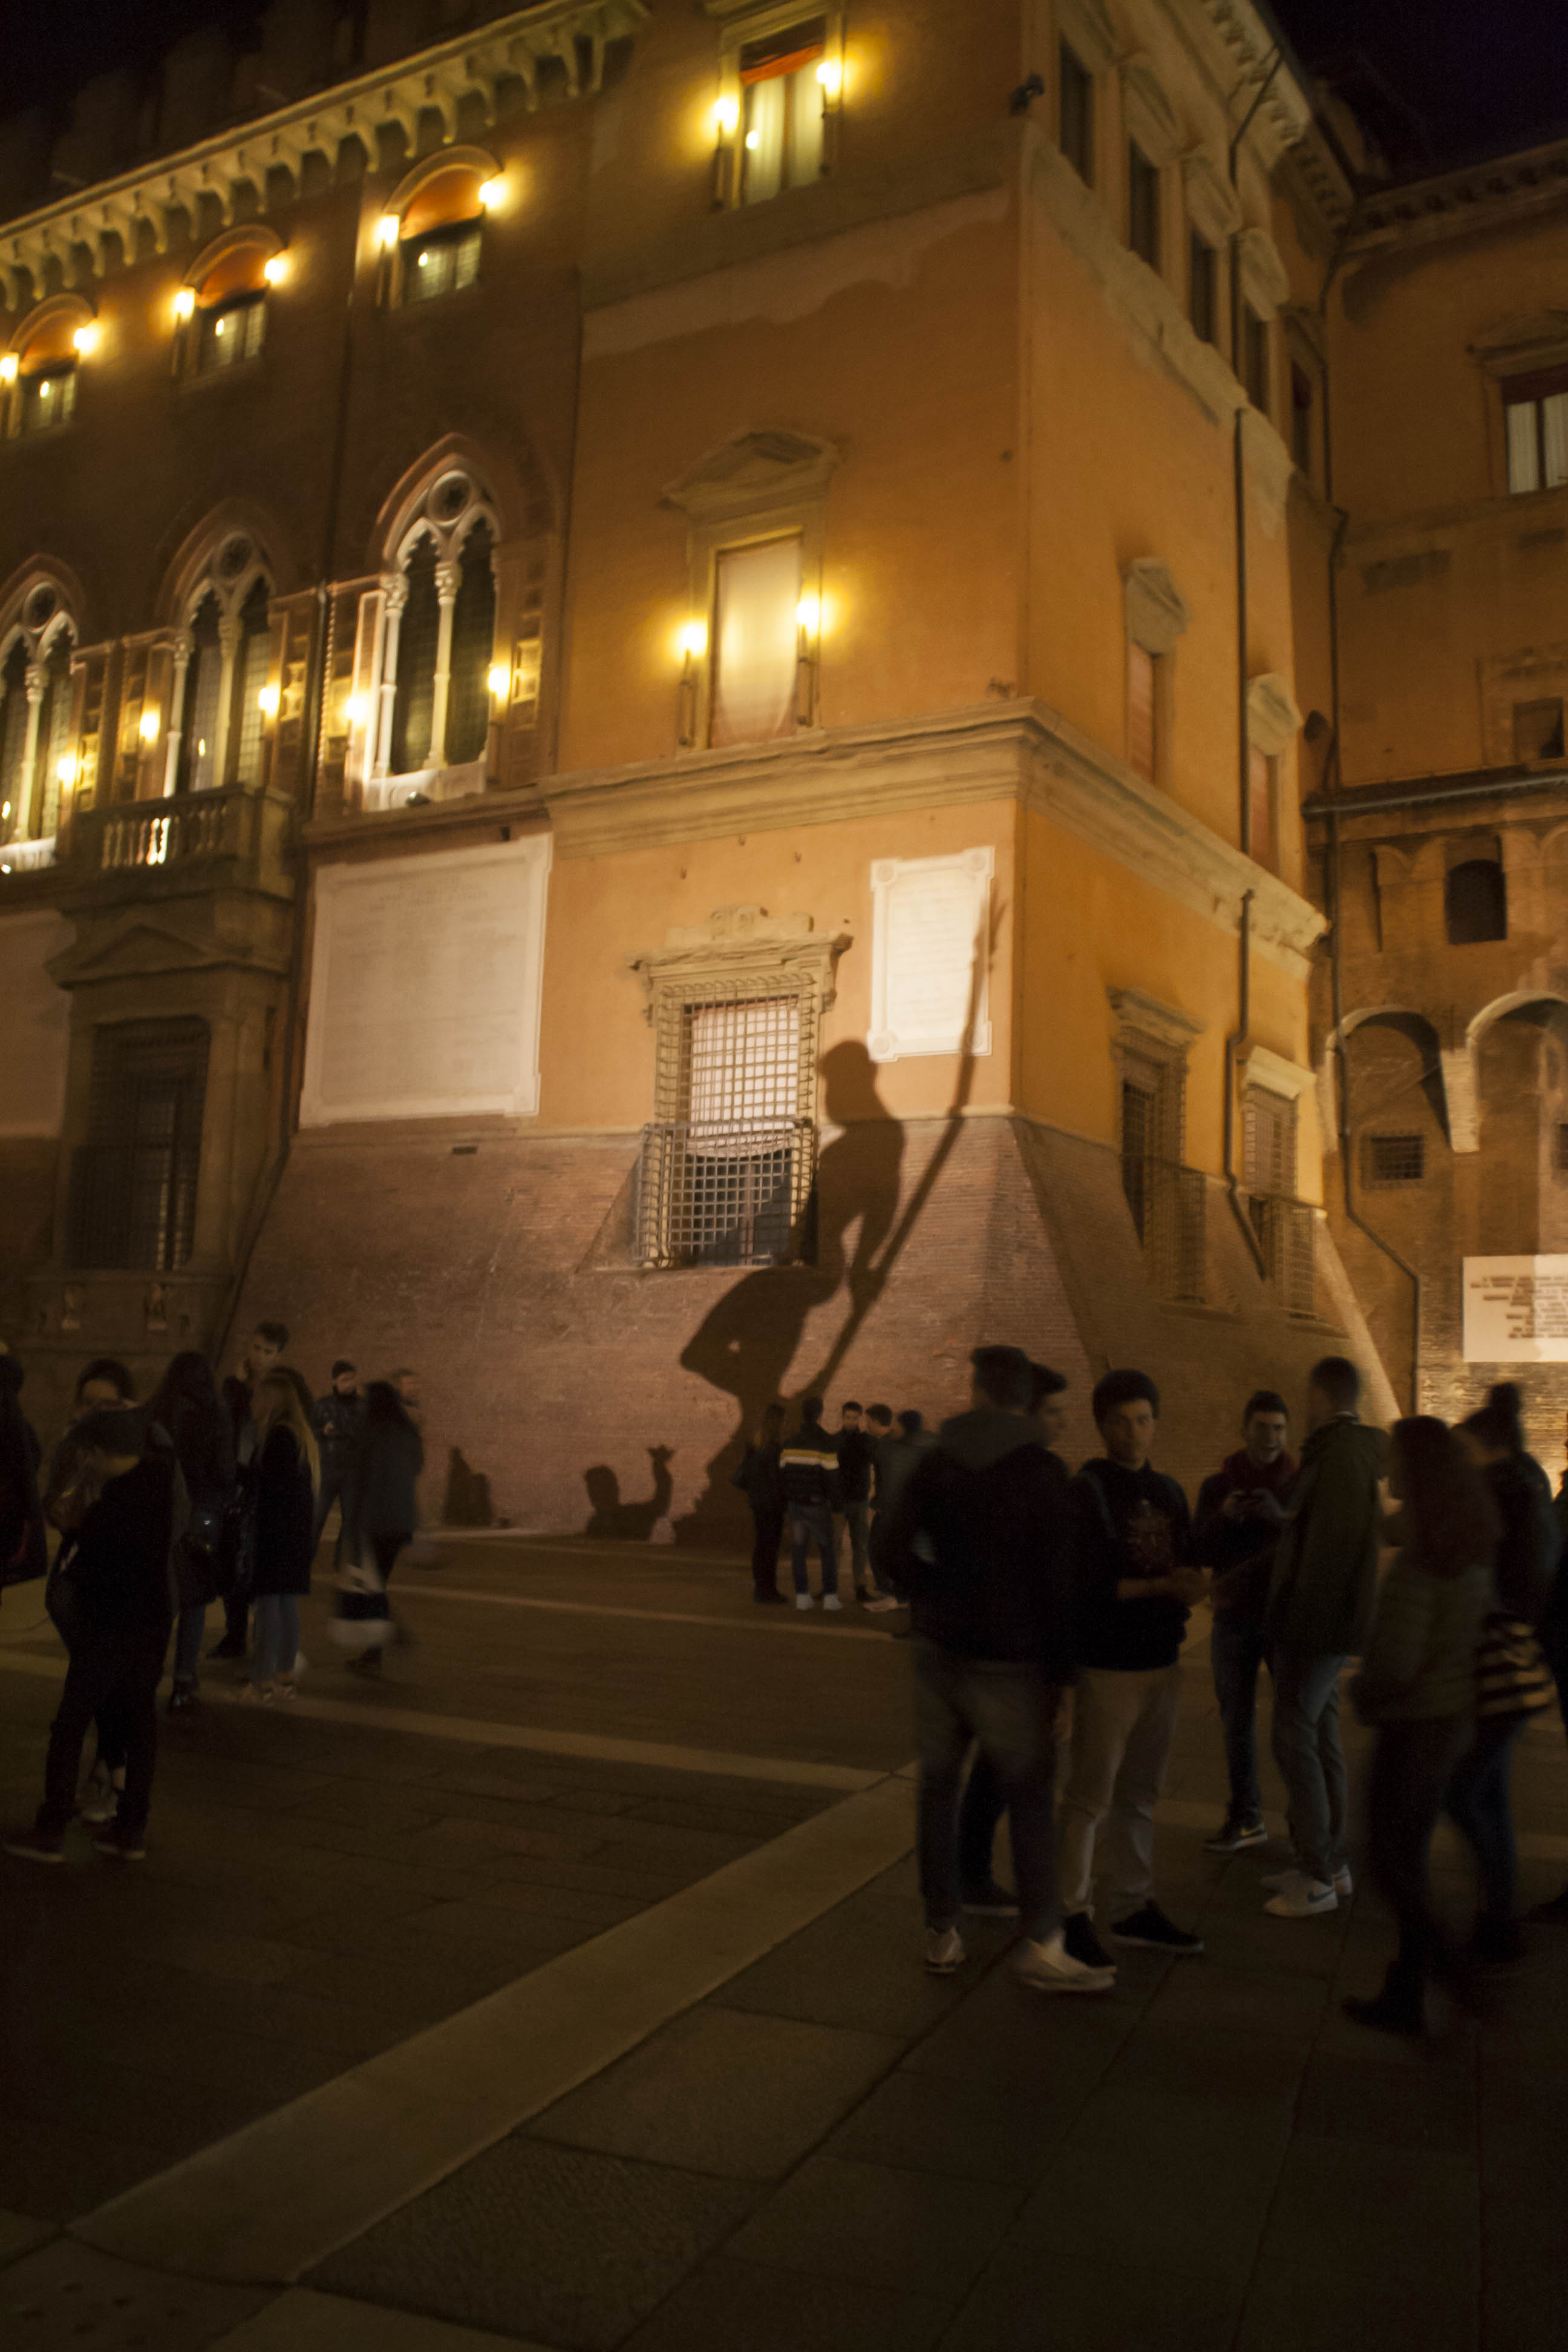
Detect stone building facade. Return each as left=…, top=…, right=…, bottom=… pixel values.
left=1, top=0, right=1407, bottom=1533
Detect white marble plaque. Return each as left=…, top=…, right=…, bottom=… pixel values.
left=301, top=836, right=551, bottom=1125
left=867, top=846, right=994, bottom=1063
left=1463, top=1255, right=1568, bottom=1363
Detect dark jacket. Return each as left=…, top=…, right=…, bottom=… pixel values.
left=62, top=1440, right=177, bottom=1636
left=733, top=1440, right=784, bottom=1517
left=167, top=1394, right=237, bottom=1518
left=780, top=1419, right=839, bottom=1512
left=347, top=1416, right=425, bottom=1543
left=1483, top=1452, right=1558, bottom=1625
left=0, top=1361, right=46, bottom=1592
left=1352, top=1553, right=1494, bottom=1724
left=1068, top=1458, right=1194, bottom=1672
left=873, top=1428, right=937, bottom=1515
left=873, top=1407, right=1074, bottom=1672
left=251, top=1425, right=316, bottom=1598
left=834, top=1427, right=875, bottom=1506
left=1192, top=1447, right=1298, bottom=1624
left=312, top=1387, right=367, bottom=1469
left=220, top=1371, right=253, bottom=1453
left=1264, top=1415, right=1385, bottom=1658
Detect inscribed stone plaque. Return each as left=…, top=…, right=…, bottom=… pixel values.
left=867, top=846, right=994, bottom=1063
left=300, top=836, right=551, bottom=1125
left=1463, top=1255, right=1568, bottom=1363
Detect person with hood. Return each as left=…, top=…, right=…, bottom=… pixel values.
left=1192, top=1390, right=1296, bottom=1855
left=875, top=1345, right=1111, bottom=1994
left=1056, top=1369, right=1207, bottom=1966
left=148, top=1350, right=237, bottom=1713
left=1447, top=1383, right=1560, bottom=1959
left=0, top=1350, right=46, bottom=1600
left=732, top=1402, right=787, bottom=1605
left=338, top=1378, right=425, bottom=1672
left=779, top=1397, right=841, bottom=1612
left=1261, top=1355, right=1385, bottom=1919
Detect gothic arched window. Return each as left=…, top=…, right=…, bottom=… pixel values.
left=0, top=578, right=80, bottom=846
left=361, top=468, right=500, bottom=795
left=170, top=533, right=274, bottom=794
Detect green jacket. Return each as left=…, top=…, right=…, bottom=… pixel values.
left=1351, top=1555, right=1492, bottom=1723
left=1264, top=1415, right=1385, bottom=1658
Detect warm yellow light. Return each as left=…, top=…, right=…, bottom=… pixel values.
left=745, top=130, right=760, bottom=150
left=714, top=95, right=739, bottom=138
left=797, top=593, right=822, bottom=636
left=487, top=663, right=511, bottom=699
left=258, top=684, right=280, bottom=719
left=57, top=754, right=77, bottom=788
left=0, top=354, right=15, bottom=384
left=376, top=213, right=400, bottom=249
left=345, top=693, right=368, bottom=727
left=139, top=708, right=161, bottom=742
left=816, top=56, right=843, bottom=99
left=73, top=322, right=100, bottom=355
left=478, top=176, right=505, bottom=211
left=263, top=253, right=287, bottom=285
left=174, top=287, right=195, bottom=321
left=679, top=621, right=708, bottom=662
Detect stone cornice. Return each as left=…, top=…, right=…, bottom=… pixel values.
left=540, top=697, right=1325, bottom=978
left=1349, top=134, right=1568, bottom=260
left=0, top=0, right=648, bottom=310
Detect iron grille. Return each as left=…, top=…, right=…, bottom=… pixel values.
left=1123, top=1153, right=1206, bottom=1303
left=637, top=1117, right=816, bottom=1268
left=67, top=1018, right=209, bottom=1271
left=1248, top=1192, right=1317, bottom=1318
left=1364, top=1132, right=1424, bottom=1186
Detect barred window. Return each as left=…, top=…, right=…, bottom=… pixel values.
left=1364, top=1132, right=1425, bottom=1186
left=68, top=1018, right=209, bottom=1272
left=639, top=981, right=816, bottom=1268
left=1243, top=1086, right=1295, bottom=1198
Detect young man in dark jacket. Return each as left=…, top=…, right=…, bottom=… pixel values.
left=733, top=1402, right=788, bottom=1605
left=780, top=1397, right=841, bottom=1612
left=311, top=1359, right=365, bottom=1563
left=834, top=1402, right=878, bottom=1604
left=1057, top=1370, right=1207, bottom=1965
left=876, top=1345, right=1112, bottom=1994
left=1261, top=1355, right=1384, bottom=1919
left=1192, top=1390, right=1295, bottom=1854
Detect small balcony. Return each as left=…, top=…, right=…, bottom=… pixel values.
left=636, top=1119, right=817, bottom=1269
left=0, top=834, right=56, bottom=876
left=357, top=758, right=487, bottom=815
left=44, top=786, right=294, bottom=897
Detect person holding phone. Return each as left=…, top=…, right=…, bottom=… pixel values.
left=1193, top=1391, right=1296, bottom=1855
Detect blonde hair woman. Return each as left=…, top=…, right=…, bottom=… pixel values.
left=246, top=1368, right=319, bottom=1702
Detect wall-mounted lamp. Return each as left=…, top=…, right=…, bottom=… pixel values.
left=258, top=684, right=280, bottom=719
left=478, top=177, right=506, bottom=212
left=487, top=662, right=511, bottom=701
left=678, top=621, right=707, bottom=746
left=173, top=287, right=195, bottom=321
left=72, top=322, right=100, bottom=356
left=0, top=354, right=15, bottom=384
left=796, top=594, right=822, bottom=726
left=56, top=754, right=77, bottom=788
left=376, top=214, right=400, bottom=250
left=714, top=96, right=740, bottom=139
left=263, top=254, right=288, bottom=286
left=345, top=693, right=368, bottom=727
left=139, top=707, right=161, bottom=742
left=816, top=56, right=844, bottom=100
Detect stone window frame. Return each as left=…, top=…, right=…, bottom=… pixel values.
left=663, top=430, right=840, bottom=750
left=162, top=529, right=277, bottom=801
left=172, top=225, right=284, bottom=385
left=376, top=146, right=501, bottom=313
left=1468, top=315, right=1568, bottom=503
left=1238, top=1044, right=1313, bottom=1199
left=1108, top=985, right=1204, bottom=1167
left=1247, top=671, right=1302, bottom=872
left=1122, top=559, right=1191, bottom=790
left=1, top=292, right=95, bottom=442
left=0, top=573, right=83, bottom=848
left=705, top=1, right=844, bottom=212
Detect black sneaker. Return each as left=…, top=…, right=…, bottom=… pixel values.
left=1204, top=1813, right=1268, bottom=1855
left=207, top=1635, right=246, bottom=1661
left=962, top=1881, right=1020, bottom=1917
left=1063, top=1910, right=1116, bottom=1970
left=167, top=1684, right=199, bottom=1715
left=1109, top=1902, right=1204, bottom=1955
left=753, top=1590, right=789, bottom=1606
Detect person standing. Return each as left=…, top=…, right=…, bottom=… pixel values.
left=733, top=1403, right=788, bottom=1605
left=148, top=1351, right=237, bottom=1713
left=211, top=1320, right=289, bottom=1661
left=4, top=1408, right=177, bottom=1862
left=1342, top=1417, right=1497, bottom=2036
left=876, top=1345, right=1111, bottom=1992
left=246, top=1370, right=318, bottom=1702
left=1056, top=1370, right=1207, bottom=1965
left=834, top=1402, right=877, bottom=1603
left=311, top=1361, right=365, bottom=1563
left=1192, top=1391, right=1296, bottom=1855
left=0, top=1351, right=47, bottom=1601
left=1531, top=1428, right=1568, bottom=1922
left=340, top=1379, right=425, bottom=1671
left=1261, top=1356, right=1384, bottom=1919
left=1447, top=1383, right=1560, bottom=1960
left=780, top=1397, right=841, bottom=1612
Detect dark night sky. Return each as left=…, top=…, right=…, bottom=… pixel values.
left=0, top=0, right=1564, bottom=175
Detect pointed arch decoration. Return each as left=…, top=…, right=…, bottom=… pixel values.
left=0, top=568, right=82, bottom=855
left=158, top=522, right=278, bottom=797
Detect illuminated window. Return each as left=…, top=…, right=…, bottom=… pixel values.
left=1128, top=142, right=1160, bottom=267
left=1189, top=231, right=1218, bottom=345
left=0, top=583, right=79, bottom=843
left=19, top=361, right=77, bottom=434
left=388, top=501, right=497, bottom=776
left=389, top=163, right=493, bottom=305
left=740, top=18, right=828, bottom=204
left=1504, top=370, right=1568, bottom=495
left=232, top=580, right=272, bottom=785
left=1059, top=41, right=1094, bottom=185
left=198, top=291, right=266, bottom=373
left=172, top=534, right=274, bottom=794
left=178, top=596, right=224, bottom=793
left=403, top=220, right=482, bottom=304
left=710, top=536, right=803, bottom=748
left=180, top=240, right=278, bottom=378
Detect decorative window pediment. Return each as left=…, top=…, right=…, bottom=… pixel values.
left=1119, top=54, right=1182, bottom=166
left=664, top=430, right=841, bottom=524
left=1181, top=150, right=1241, bottom=246
left=1248, top=671, right=1303, bottom=756
left=1123, top=558, right=1191, bottom=656
left=632, top=907, right=848, bottom=1019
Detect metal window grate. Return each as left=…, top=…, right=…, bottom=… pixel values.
left=1243, top=1086, right=1295, bottom=1198
left=1364, top=1132, right=1425, bottom=1186
left=67, top=1018, right=209, bottom=1271
left=1248, top=1194, right=1316, bottom=1316
left=639, top=984, right=817, bottom=1266
left=1125, top=1155, right=1206, bottom=1302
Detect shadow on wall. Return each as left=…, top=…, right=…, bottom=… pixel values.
left=675, top=910, right=998, bottom=1544
left=443, top=1446, right=495, bottom=1527
left=583, top=1443, right=675, bottom=1540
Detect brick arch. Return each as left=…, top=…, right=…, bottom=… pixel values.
left=1466, top=990, right=1568, bottom=1053
left=1321, top=1006, right=1451, bottom=1154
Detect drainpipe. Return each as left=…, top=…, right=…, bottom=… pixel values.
left=1224, top=889, right=1268, bottom=1274
left=1225, top=394, right=1268, bottom=1275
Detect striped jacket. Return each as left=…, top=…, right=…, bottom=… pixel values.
left=780, top=1423, right=840, bottom=1512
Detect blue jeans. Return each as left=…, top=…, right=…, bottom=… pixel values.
left=789, top=1504, right=837, bottom=1597
left=253, top=1594, right=300, bottom=1684
left=1269, top=1648, right=1350, bottom=1884
left=1445, top=1712, right=1525, bottom=1921
left=1212, top=1613, right=1269, bottom=1819
left=913, top=1639, right=1060, bottom=1941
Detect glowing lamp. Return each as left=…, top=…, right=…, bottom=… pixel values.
left=816, top=57, right=843, bottom=99
left=263, top=254, right=287, bottom=286
left=57, top=754, right=77, bottom=788
left=345, top=693, right=368, bottom=727
left=478, top=177, right=505, bottom=211
left=258, top=684, right=280, bottom=719
left=174, top=287, right=195, bottom=321
left=797, top=593, right=822, bottom=636
left=0, top=354, right=15, bottom=384
left=376, top=214, right=400, bottom=249
left=679, top=622, right=708, bottom=662
left=714, top=96, right=739, bottom=138
left=745, top=131, right=760, bottom=150
left=487, top=663, right=511, bottom=700
left=139, top=708, right=161, bottom=742
left=73, top=322, right=100, bottom=355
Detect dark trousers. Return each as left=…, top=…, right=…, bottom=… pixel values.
left=913, top=1639, right=1059, bottom=1941
left=373, top=1531, right=409, bottom=1588
left=1445, top=1711, right=1526, bottom=1922
left=958, top=1748, right=1007, bottom=1895
left=312, top=1455, right=351, bottom=1563
left=39, top=1630, right=168, bottom=1840
left=748, top=1504, right=784, bottom=1599
left=1367, top=1714, right=1468, bottom=2011
left=1212, top=1613, right=1269, bottom=1820
left=788, top=1504, right=837, bottom=1597
left=222, top=1589, right=249, bottom=1645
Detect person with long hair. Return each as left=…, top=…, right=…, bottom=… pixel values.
left=147, top=1350, right=237, bottom=1713
left=338, top=1379, right=423, bottom=1674
left=1344, top=1416, right=1498, bottom=2037
left=1449, top=1383, right=1561, bottom=1959
left=246, top=1369, right=318, bottom=1703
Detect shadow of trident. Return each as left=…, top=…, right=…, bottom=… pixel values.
left=796, top=895, right=1006, bottom=1403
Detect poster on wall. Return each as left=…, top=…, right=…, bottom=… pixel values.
left=867, top=845, right=995, bottom=1063
left=1462, top=1255, right=1568, bottom=1363
left=300, top=836, right=551, bottom=1126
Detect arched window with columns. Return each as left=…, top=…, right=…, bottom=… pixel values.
left=354, top=466, right=499, bottom=804
left=0, top=577, right=79, bottom=850
left=169, top=533, right=273, bottom=795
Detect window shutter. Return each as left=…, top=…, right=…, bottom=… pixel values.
left=1127, top=641, right=1155, bottom=780
left=343, top=587, right=384, bottom=795
left=1506, top=400, right=1540, bottom=494
left=1544, top=391, right=1568, bottom=491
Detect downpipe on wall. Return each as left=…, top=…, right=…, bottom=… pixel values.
left=1226, top=403, right=1268, bottom=1276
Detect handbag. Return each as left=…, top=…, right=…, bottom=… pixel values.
left=1475, top=1613, right=1557, bottom=1719
left=331, top=1538, right=393, bottom=1654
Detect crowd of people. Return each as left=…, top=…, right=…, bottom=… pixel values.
left=737, top=1351, right=1568, bottom=2032
left=0, top=1322, right=423, bottom=1863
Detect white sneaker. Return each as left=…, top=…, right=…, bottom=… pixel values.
left=1331, top=1864, right=1353, bottom=1898
left=924, top=1926, right=965, bottom=1974
left=794, top=1593, right=815, bottom=1611
left=822, top=1595, right=844, bottom=1613
left=291, top=1651, right=309, bottom=1679
left=864, top=1596, right=901, bottom=1613
left=1264, top=1872, right=1338, bottom=1918
left=1264, top=1863, right=1353, bottom=1897
left=1015, top=1932, right=1116, bottom=1994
